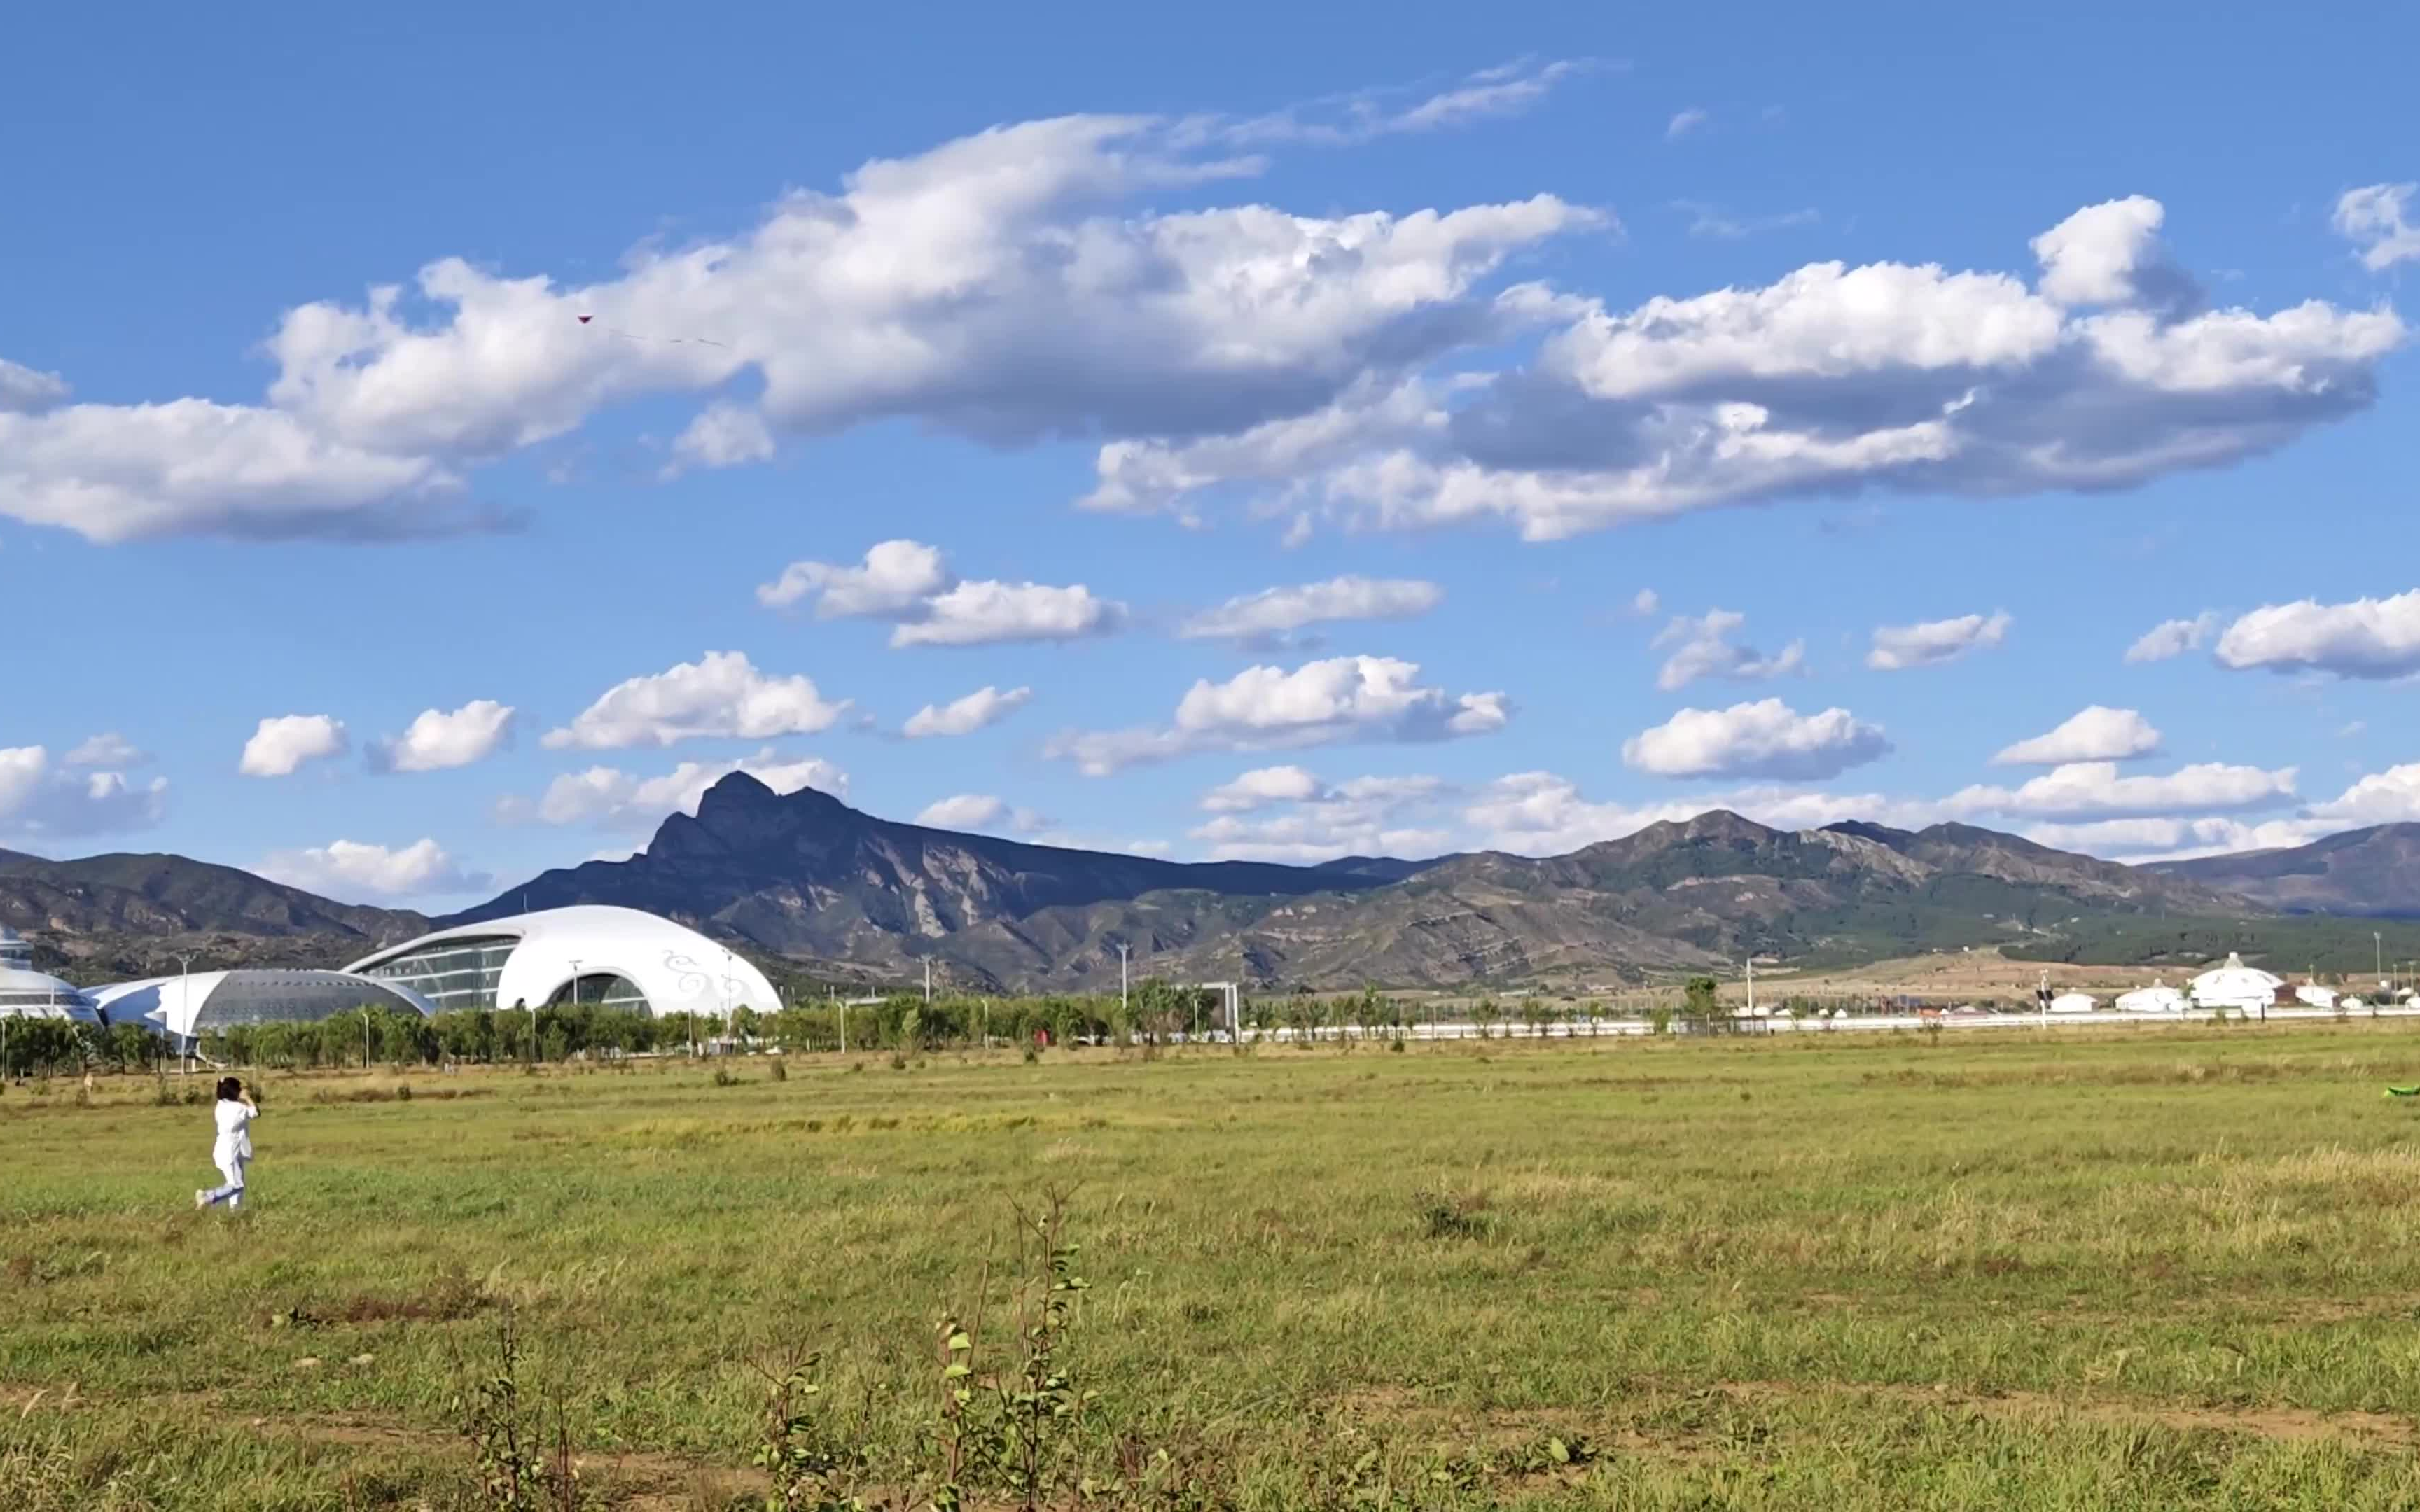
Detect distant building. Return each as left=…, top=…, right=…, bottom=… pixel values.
left=2048, top=990, right=2096, bottom=1014
left=88, top=969, right=436, bottom=1047
left=346, top=905, right=778, bottom=1020
left=2115, top=981, right=2187, bottom=1014
left=2293, top=982, right=2340, bottom=1009
left=0, top=927, right=101, bottom=1026
left=2189, top=953, right=2283, bottom=1012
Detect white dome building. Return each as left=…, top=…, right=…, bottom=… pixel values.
left=88, top=969, right=436, bottom=1046
left=2189, top=953, right=2283, bottom=1012
left=345, top=905, right=777, bottom=1020
left=2048, top=990, right=2096, bottom=1014
left=2116, top=981, right=2188, bottom=1014
left=0, top=927, right=100, bottom=1026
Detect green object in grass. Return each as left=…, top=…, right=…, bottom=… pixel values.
left=2386, top=1085, right=2420, bottom=1098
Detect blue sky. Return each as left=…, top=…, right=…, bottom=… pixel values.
left=4, top=2, right=2417, bottom=906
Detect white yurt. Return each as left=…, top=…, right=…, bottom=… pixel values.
left=2189, top=953, right=2283, bottom=1012
left=2116, top=981, right=2188, bottom=1014
left=2048, top=990, right=2096, bottom=1014
left=2294, top=983, right=2340, bottom=1009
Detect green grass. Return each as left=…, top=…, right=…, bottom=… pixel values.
left=12, top=1025, right=2420, bottom=1508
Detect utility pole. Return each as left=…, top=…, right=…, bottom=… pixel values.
left=1745, top=957, right=1755, bottom=1020
left=2378, top=932, right=2386, bottom=991
left=924, top=958, right=933, bottom=1004
left=1118, top=943, right=1130, bottom=1021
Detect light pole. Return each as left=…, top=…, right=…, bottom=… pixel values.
left=362, top=1007, right=373, bottom=1070
left=1118, top=943, right=1130, bottom=1022
left=176, top=953, right=195, bottom=1074
left=554, top=958, right=579, bottom=1068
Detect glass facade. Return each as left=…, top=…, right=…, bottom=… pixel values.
left=360, top=937, right=517, bottom=1011
left=550, top=974, right=648, bottom=1011
left=190, top=971, right=429, bottom=1032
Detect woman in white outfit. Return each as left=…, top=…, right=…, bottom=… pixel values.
left=195, top=1076, right=258, bottom=1210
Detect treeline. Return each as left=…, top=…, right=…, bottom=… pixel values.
left=0, top=1021, right=160, bottom=1078
left=4, top=981, right=1742, bottom=1079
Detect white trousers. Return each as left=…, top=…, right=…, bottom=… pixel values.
left=202, top=1154, right=247, bottom=1208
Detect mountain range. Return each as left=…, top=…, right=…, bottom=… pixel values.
left=2150, top=825, right=2420, bottom=916
left=13, top=780, right=2420, bottom=992
left=0, top=848, right=429, bottom=983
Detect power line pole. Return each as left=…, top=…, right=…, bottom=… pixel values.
left=1118, top=943, right=1130, bottom=1021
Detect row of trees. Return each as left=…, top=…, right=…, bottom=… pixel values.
left=3, top=978, right=1774, bottom=1078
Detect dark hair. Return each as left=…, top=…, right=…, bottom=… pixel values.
left=216, top=1076, right=243, bottom=1102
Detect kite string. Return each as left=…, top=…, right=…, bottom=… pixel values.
left=576, top=314, right=726, bottom=349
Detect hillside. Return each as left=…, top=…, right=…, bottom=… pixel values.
left=19, top=784, right=2403, bottom=993
left=0, top=849, right=430, bottom=984
left=457, top=784, right=2258, bottom=991
left=2151, top=824, right=2420, bottom=917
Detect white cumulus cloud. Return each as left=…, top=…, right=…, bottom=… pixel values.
left=1189, top=769, right=1450, bottom=862
left=0, top=746, right=169, bottom=840
left=1866, top=610, right=2010, bottom=671
left=1653, top=609, right=1804, bottom=691
left=256, top=838, right=488, bottom=899
left=370, top=699, right=515, bottom=772
left=544, top=651, right=848, bottom=750
left=239, top=714, right=350, bottom=777
left=1201, top=764, right=1328, bottom=813
left=1178, top=575, right=1442, bottom=646
left=1046, top=654, right=1508, bottom=775
left=64, top=732, right=146, bottom=768
left=2212, top=589, right=2420, bottom=679
left=759, top=540, right=1122, bottom=648
left=2336, top=183, right=2420, bottom=272
left=1940, top=760, right=2295, bottom=822
left=497, top=749, right=847, bottom=830
left=913, top=794, right=1051, bottom=833
left=902, top=685, right=1033, bottom=738
left=0, top=102, right=1594, bottom=547
left=1103, top=197, right=2403, bottom=542
left=0, top=359, right=70, bottom=416
left=667, top=402, right=776, bottom=474
left=2309, top=762, right=2420, bottom=827
left=1992, top=706, right=2162, bottom=766
left=1622, top=699, right=1891, bottom=781
left=2125, top=611, right=2220, bottom=664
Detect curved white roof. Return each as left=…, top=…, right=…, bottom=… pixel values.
left=2190, top=952, right=2283, bottom=1007
left=2116, top=982, right=2188, bottom=1012
left=346, top=905, right=778, bottom=1020
left=0, top=962, right=101, bottom=1024
left=88, top=969, right=437, bottom=1040
left=2048, top=991, right=2096, bottom=1013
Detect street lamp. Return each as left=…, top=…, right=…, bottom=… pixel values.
left=176, top=953, right=195, bottom=1075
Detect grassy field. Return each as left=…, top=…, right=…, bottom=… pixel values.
left=13, top=1023, right=2420, bottom=1509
